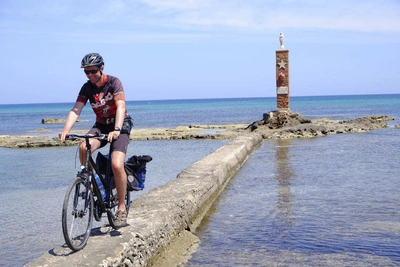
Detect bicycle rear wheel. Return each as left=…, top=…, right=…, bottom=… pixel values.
left=107, top=188, right=131, bottom=229
left=62, top=176, right=94, bottom=251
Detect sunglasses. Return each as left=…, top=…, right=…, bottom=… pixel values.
left=84, top=68, right=99, bottom=75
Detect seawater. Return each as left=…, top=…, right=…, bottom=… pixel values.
left=186, top=131, right=400, bottom=266
left=1, top=95, right=400, bottom=266
left=2, top=94, right=400, bottom=136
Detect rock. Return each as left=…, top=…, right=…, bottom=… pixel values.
left=247, top=111, right=311, bottom=131
left=42, top=118, right=65, bottom=124
left=33, top=128, right=47, bottom=132
left=246, top=111, right=393, bottom=139
left=41, top=118, right=89, bottom=124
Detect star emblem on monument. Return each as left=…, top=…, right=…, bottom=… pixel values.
left=278, top=59, right=286, bottom=69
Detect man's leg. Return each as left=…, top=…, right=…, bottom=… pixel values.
left=112, top=150, right=128, bottom=212
left=79, top=138, right=101, bottom=165
left=111, top=133, right=129, bottom=227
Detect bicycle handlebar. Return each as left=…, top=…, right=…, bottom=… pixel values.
left=66, top=132, right=108, bottom=141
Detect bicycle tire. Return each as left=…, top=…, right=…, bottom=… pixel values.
left=107, top=188, right=131, bottom=229
left=62, top=176, right=94, bottom=251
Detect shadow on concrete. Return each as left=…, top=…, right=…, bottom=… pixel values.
left=47, top=225, right=126, bottom=257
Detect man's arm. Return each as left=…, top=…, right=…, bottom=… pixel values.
left=108, top=99, right=126, bottom=142
left=59, top=101, right=85, bottom=141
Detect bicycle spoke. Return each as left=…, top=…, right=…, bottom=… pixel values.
left=62, top=177, right=93, bottom=251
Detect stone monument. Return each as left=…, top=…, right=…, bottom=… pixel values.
left=276, top=32, right=290, bottom=112
left=279, top=32, right=284, bottom=49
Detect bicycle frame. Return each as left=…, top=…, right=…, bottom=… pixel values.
left=67, top=133, right=114, bottom=212
left=82, top=134, right=115, bottom=210
left=62, top=132, right=131, bottom=251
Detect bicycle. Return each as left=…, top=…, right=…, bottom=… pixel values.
left=61, top=132, right=131, bottom=252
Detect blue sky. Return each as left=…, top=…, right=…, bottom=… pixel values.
left=1, top=0, right=399, bottom=104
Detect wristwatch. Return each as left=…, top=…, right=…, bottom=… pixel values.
left=114, top=127, right=121, bottom=131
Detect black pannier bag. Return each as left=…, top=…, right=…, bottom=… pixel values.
left=124, top=155, right=152, bottom=191
left=95, top=152, right=114, bottom=189
left=96, top=152, right=109, bottom=176
left=96, top=152, right=152, bottom=192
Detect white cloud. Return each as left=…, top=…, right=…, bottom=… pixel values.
left=135, top=0, right=400, bottom=33
left=72, top=0, right=130, bottom=24
left=1, top=0, right=399, bottom=44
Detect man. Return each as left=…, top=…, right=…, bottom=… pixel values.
left=59, top=53, right=132, bottom=228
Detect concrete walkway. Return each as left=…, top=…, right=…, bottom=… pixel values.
left=26, top=134, right=263, bottom=267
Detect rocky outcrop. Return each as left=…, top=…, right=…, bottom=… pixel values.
left=246, top=111, right=394, bottom=139
left=129, top=124, right=247, bottom=141
left=41, top=118, right=89, bottom=124
left=0, top=124, right=247, bottom=148
left=42, top=118, right=65, bottom=124
left=0, top=135, right=80, bottom=148
left=0, top=113, right=395, bottom=148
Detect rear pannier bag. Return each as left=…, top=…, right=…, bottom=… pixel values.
left=96, top=152, right=152, bottom=191
left=125, top=155, right=152, bottom=191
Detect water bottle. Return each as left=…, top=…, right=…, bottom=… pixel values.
left=94, top=173, right=106, bottom=200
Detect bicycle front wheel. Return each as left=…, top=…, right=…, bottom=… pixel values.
left=62, top=176, right=94, bottom=251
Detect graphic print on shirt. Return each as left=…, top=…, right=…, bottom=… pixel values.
left=94, top=92, right=105, bottom=105
left=91, top=91, right=117, bottom=122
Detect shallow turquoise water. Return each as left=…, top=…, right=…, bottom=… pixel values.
left=186, top=129, right=400, bottom=266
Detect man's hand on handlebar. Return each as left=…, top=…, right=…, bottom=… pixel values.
left=107, top=130, right=120, bottom=143
left=59, top=131, right=69, bottom=142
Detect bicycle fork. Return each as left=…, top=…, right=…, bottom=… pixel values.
left=72, top=173, right=93, bottom=218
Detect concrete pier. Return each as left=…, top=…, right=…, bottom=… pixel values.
left=26, top=134, right=263, bottom=267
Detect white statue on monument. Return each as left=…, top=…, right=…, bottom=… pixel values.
left=279, top=32, right=284, bottom=49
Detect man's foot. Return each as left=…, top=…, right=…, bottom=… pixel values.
left=114, top=210, right=127, bottom=229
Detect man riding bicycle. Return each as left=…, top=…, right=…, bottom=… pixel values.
left=59, top=53, right=132, bottom=228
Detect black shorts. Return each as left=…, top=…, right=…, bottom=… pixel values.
left=87, top=115, right=133, bottom=153
left=87, top=127, right=130, bottom=154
